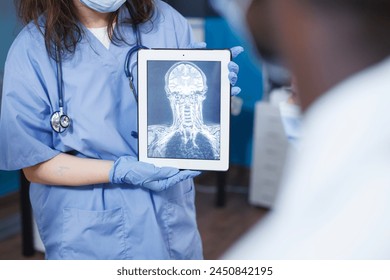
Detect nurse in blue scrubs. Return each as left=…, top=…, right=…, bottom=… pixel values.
left=0, top=0, right=242, bottom=259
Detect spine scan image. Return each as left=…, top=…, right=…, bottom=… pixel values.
left=147, top=61, right=221, bottom=160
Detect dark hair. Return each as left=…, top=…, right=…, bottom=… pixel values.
left=15, top=0, right=155, bottom=59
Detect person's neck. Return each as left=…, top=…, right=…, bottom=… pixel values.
left=73, top=0, right=110, bottom=28
left=289, top=14, right=389, bottom=111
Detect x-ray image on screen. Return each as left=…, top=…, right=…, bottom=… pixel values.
left=147, top=60, right=221, bottom=160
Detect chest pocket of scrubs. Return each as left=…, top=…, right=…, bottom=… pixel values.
left=163, top=181, right=203, bottom=260
left=61, top=207, right=129, bottom=259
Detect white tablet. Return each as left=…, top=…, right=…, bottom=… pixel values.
left=137, top=49, right=231, bottom=171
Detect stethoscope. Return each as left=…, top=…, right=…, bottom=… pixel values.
left=125, top=25, right=147, bottom=103
left=50, top=46, right=71, bottom=133
left=50, top=25, right=146, bottom=133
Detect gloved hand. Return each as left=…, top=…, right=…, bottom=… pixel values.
left=109, top=156, right=201, bottom=192
left=229, top=46, right=244, bottom=96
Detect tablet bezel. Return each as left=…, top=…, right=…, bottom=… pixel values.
left=137, top=48, right=231, bottom=171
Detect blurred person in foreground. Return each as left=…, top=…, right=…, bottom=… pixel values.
left=218, top=0, right=390, bottom=259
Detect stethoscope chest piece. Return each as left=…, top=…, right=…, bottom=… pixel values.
left=51, top=109, right=71, bottom=133
left=50, top=26, right=142, bottom=133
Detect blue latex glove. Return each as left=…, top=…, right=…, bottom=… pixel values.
left=109, top=156, right=201, bottom=192
left=229, top=46, right=244, bottom=96
left=190, top=42, right=244, bottom=96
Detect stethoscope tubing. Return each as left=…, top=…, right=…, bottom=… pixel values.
left=124, top=25, right=147, bottom=103
left=55, top=45, right=64, bottom=109
left=52, top=24, right=145, bottom=133
left=51, top=45, right=70, bottom=133
left=124, top=44, right=147, bottom=102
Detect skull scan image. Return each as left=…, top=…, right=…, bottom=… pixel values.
left=147, top=61, right=221, bottom=160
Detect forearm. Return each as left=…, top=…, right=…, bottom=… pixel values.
left=23, top=153, right=114, bottom=186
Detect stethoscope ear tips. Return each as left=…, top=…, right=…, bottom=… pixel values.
left=51, top=111, right=71, bottom=133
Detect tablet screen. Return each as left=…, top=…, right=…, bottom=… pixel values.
left=137, top=49, right=231, bottom=171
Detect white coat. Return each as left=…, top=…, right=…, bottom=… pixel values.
left=224, top=57, right=390, bottom=259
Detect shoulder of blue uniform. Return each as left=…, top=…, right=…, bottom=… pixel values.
left=6, top=19, right=46, bottom=62
left=153, top=0, right=173, bottom=11
left=153, top=0, right=187, bottom=21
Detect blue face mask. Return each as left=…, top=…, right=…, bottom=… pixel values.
left=80, top=0, right=126, bottom=13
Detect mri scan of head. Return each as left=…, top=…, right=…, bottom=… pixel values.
left=147, top=62, right=221, bottom=160
left=165, top=62, right=208, bottom=131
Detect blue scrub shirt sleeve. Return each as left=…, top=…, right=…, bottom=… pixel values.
left=0, top=33, right=60, bottom=170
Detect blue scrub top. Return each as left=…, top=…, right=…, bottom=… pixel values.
left=0, top=1, right=203, bottom=260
